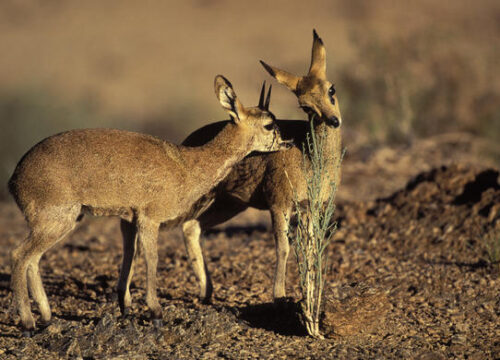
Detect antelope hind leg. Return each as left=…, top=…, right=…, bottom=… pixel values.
left=136, top=216, right=162, bottom=324
left=117, top=218, right=139, bottom=317
left=12, top=205, right=79, bottom=334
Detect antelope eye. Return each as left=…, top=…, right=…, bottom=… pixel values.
left=328, top=85, right=335, bottom=96
left=261, top=112, right=276, bottom=122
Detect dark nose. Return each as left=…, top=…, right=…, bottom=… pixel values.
left=329, top=116, right=340, bottom=128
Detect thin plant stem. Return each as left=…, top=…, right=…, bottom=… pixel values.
left=286, top=119, right=343, bottom=338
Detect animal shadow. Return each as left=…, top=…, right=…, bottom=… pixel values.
left=205, top=224, right=268, bottom=237
left=0, top=272, right=11, bottom=291
left=236, top=300, right=307, bottom=336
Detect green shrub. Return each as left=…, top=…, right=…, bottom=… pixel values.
left=484, top=228, right=500, bottom=271
left=287, top=121, right=342, bottom=338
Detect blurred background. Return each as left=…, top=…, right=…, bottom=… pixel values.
left=0, top=0, right=499, bottom=199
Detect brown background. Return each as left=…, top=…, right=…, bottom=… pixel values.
left=0, top=0, right=499, bottom=197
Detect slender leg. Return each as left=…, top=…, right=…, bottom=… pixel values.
left=27, top=254, right=51, bottom=325
left=11, top=233, right=38, bottom=334
left=270, top=207, right=291, bottom=302
left=182, top=220, right=212, bottom=302
left=12, top=205, right=78, bottom=334
left=183, top=197, right=247, bottom=302
left=117, top=219, right=138, bottom=316
left=136, top=216, right=162, bottom=323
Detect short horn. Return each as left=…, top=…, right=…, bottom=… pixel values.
left=264, top=84, right=272, bottom=110
left=258, top=81, right=266, bottom=109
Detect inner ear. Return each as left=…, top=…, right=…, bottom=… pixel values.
left=221, top=89, right=241, bottom=120
left=214, top=75, right=246, bottom=121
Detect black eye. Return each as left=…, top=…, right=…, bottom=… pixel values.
left=264, top=123, right=274, bottom=131
left=328, top=85, right=335, bottom=96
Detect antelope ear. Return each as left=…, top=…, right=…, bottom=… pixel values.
left=214, top=75, right=246, bottom=122
left=260, top=60, right=300, bottom=92
left=308, top=29, right=326, bottom=79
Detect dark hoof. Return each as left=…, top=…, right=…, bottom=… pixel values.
left=199, top=282, right=213, bottom=304
left=22, top=329, right=35, bottom=338
left=39, top=320, right=51, bottom=330
left=152, top=318, right=163, bottom=328
left=121, top=307, right=130, bottom=318
left=120, top=309, right=135, bottom=322
left=201, top=296, right=212, bottom=305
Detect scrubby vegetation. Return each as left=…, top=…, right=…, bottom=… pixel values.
left=288, top=123, right=341, bottom=338
left=484, top=228, right=500, bottom=271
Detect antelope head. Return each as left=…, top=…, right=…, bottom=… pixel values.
left=260, top=29, right=342, bottom=128
left=214, top=75, right=290, bottom=152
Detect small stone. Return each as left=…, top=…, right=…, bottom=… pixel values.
left=46, top=323, right=61, bottom=334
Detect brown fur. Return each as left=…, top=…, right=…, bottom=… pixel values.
left=9, top=75, right=287, bottom=332
left=180, top=30, right=343, bottom=302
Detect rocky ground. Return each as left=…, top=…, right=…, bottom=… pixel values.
left=0, top=133, right=499, bottom=359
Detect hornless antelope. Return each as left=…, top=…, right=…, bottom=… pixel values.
left=9, top=75, right=288, bottom=335
left=181, top=30, right=343, bottom=304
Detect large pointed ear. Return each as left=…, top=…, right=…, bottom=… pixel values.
left=214, top=75, right=246, bottom=122
left=260, top=60, right=300, bottom=92
left=308, top=29, right=326, bottom=79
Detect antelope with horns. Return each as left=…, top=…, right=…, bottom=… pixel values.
left=8, top=75, right=288, bottom=335
left=181, top=30, right=343, bottom=304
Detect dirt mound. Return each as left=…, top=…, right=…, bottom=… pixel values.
left=322, top=164, right=499, bottom=356
left=338, top=164, right=500, bottom=263
left=339, top=132, right=500, bottom=202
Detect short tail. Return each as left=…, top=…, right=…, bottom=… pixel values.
left=8, top=173, right=15, bottom=195
left=7, top=169, right=21, bottom=208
